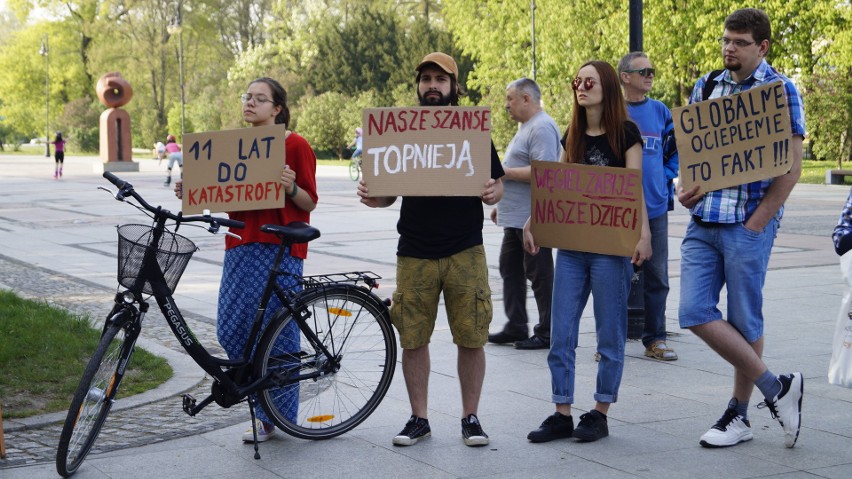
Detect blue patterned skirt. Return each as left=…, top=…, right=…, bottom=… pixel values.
left=218, top=242, right=302, bottom=424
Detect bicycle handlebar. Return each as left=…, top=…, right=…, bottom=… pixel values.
left=102, top=172, right=245, bottom=230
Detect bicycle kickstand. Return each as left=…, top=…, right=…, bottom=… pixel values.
left=248, top=397, right=262, bottom=460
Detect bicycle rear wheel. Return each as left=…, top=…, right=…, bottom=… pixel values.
left=56, top=319, right=135, bottom=477
left=254, top=284, right=396, bottom=439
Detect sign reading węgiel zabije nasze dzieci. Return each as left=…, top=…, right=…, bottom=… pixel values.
left=181, top=124, right=288, bottom=215
left=531, top=160, right=643, bottom=257
left=673, top=81, right=793, bottom=193
left=361, top=107, right=492, bottom=196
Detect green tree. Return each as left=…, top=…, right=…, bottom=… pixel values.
left=296, top=92, right=350, bottom=159
left=57, top=96, right=100, bottom=152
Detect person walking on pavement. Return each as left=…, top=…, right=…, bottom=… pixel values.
left=488, top=78, right=560, bottom=350
left=357, top=52, right=504, bottom=448
left=677, top=8, right=806, bottom=449
left=163, top=134, right=183, bottom=186
left=617, top=52, right=679, bottom=361
left=523, top=60, right=651, bottom=444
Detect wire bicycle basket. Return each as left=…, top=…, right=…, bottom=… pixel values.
left=116, top=224, right=198, bottom=295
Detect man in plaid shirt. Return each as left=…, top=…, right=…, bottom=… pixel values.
left=677, top=8, right=806, bottom=450
left=833, top=191, right=852, bottom=255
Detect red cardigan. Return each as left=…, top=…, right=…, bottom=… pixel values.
left=225, top=132, right=318, bottom=259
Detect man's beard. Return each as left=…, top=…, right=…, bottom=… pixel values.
left=723, top=57, right=742, bottom=72
left=419, top=91, right=452, bottom=106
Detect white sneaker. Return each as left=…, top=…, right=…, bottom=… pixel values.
left=699, top=408, right=753, bottom=448
left=241, top=419, right=276, bottom=442
left=759, top=372, right=804, bottom=448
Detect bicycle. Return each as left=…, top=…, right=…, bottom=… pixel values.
left=349, top=153, right=362, bottom=181
left=56, top=172, right=396, bottom=477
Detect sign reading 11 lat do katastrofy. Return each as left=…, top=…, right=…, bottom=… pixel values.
left=181, top=124, right=287, bottom=215
left=362, top=107, right=492, bottom=196
left=673, top=81, right=793, bottom=193
left=531, top=160, right=643, bottom=257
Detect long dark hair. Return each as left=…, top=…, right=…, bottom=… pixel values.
left=249, top=77, right=290, bottom=127
left=54, top=132, right=63, bottom=142
left=563, top=61, right=629, bottom=164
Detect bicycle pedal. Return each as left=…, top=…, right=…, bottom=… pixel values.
left=182, top=394, right=197, bottom=415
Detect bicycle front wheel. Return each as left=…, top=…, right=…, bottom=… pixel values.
left=349, top=158, right=361, bottom=181
left=56, top=321, right=134, bottom=477
left=255, top=285, right=396, bottom=440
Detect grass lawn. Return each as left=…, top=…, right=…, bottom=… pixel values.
left=0, top=290, right=172, bottom=419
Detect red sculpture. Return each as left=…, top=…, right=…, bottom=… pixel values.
left=97, top=73, right=134, bottom=162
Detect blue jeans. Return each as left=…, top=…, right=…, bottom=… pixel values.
left=642, top=214, right=670, bottom=347
left=548, top=250, right=631, bottom=405
left=678, top=218, right=779, bottom=343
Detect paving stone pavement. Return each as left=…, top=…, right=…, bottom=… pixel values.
left=2, top=155, right=852, bottom=478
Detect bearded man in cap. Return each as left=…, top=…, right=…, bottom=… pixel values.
left=358, top=52, right=504, bottom=448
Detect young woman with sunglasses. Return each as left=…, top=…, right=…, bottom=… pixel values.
left=523, top=60, right=651, bottom=443
left=175, top=77, right=318, bottom=442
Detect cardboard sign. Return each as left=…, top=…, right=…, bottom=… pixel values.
left=530, top=160, right=643, bottom=257
left=181, top=124, right=287, bottom=214
left=361, top=107, right=492, bottom=196
left=673, top=81, right=793, bottom=193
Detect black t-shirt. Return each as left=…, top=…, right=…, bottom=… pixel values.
left=397, top=141, right=505, bottom=259
left=560, top=121, right=642, bottom=168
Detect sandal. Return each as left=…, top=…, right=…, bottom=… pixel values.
left=644, top=340, right=678, bottom=361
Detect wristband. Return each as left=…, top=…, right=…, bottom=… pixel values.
left=288, top=183, right=299, bottom=198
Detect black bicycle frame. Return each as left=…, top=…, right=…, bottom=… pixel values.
left=130, top=220, right=336, bottom=413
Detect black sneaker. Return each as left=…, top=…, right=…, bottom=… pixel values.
left=573, top=410, right=609, bottom=442
left=392, top=415, right=431, bottom=446
left=527, top=412, right=574, bottom=442
left=514, top=335, right=550, bottom=350
left=461, top=414, right=489, bottom=446
left=488, top=330, right=527, bottom=345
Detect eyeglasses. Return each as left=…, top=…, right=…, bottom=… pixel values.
left=572, top=77, right=597, bottom=91
left=624, top=68, right=655, bottom=77
left=240, top=93, right=274, bottom=105
left=718, top=37, right=756, bottom=48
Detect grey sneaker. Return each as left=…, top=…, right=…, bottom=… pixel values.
left=699, top=408, right=753, bottom=448
left=392, top=415, right=431, bottom=446
left=758, top=372, right=803, bottom=447
left=461, top=414, right=489, bottom=446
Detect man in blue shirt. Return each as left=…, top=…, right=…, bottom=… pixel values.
left=618, top=52, right=679, bottom=361
left=678, top=8, right=806, bottom=450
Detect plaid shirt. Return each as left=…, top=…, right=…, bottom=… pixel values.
left=834, top=190, right=852, bottom=251
left=688, top=60, right=806, bottom=223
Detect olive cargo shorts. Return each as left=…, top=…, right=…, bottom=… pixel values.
left=391, top=245, right=493, bottom=349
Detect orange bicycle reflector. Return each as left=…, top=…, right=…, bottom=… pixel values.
left=307, top=415, right=335, bottom=423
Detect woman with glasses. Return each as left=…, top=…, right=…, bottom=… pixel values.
left=523, top=61, right=651, bottom=443
left=176, top=77, right=318, bottom=442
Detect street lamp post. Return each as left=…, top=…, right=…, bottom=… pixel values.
left=39, top=35, right=50, bottom=157
left=167, top=3, right=185, bottom=140
left=531, top=0, right=537, bottom=81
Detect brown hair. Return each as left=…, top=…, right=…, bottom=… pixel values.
left=563, top=61, right=629, bottom=164
left=724, top=8, right=771, bottom=50
left=249, top=77, right=290, bottom=127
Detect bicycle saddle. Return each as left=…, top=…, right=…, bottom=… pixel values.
left=260, top=221, right=321, bottom=244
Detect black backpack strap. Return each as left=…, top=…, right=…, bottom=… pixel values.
left=702, top=69, right=725, bottom=101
